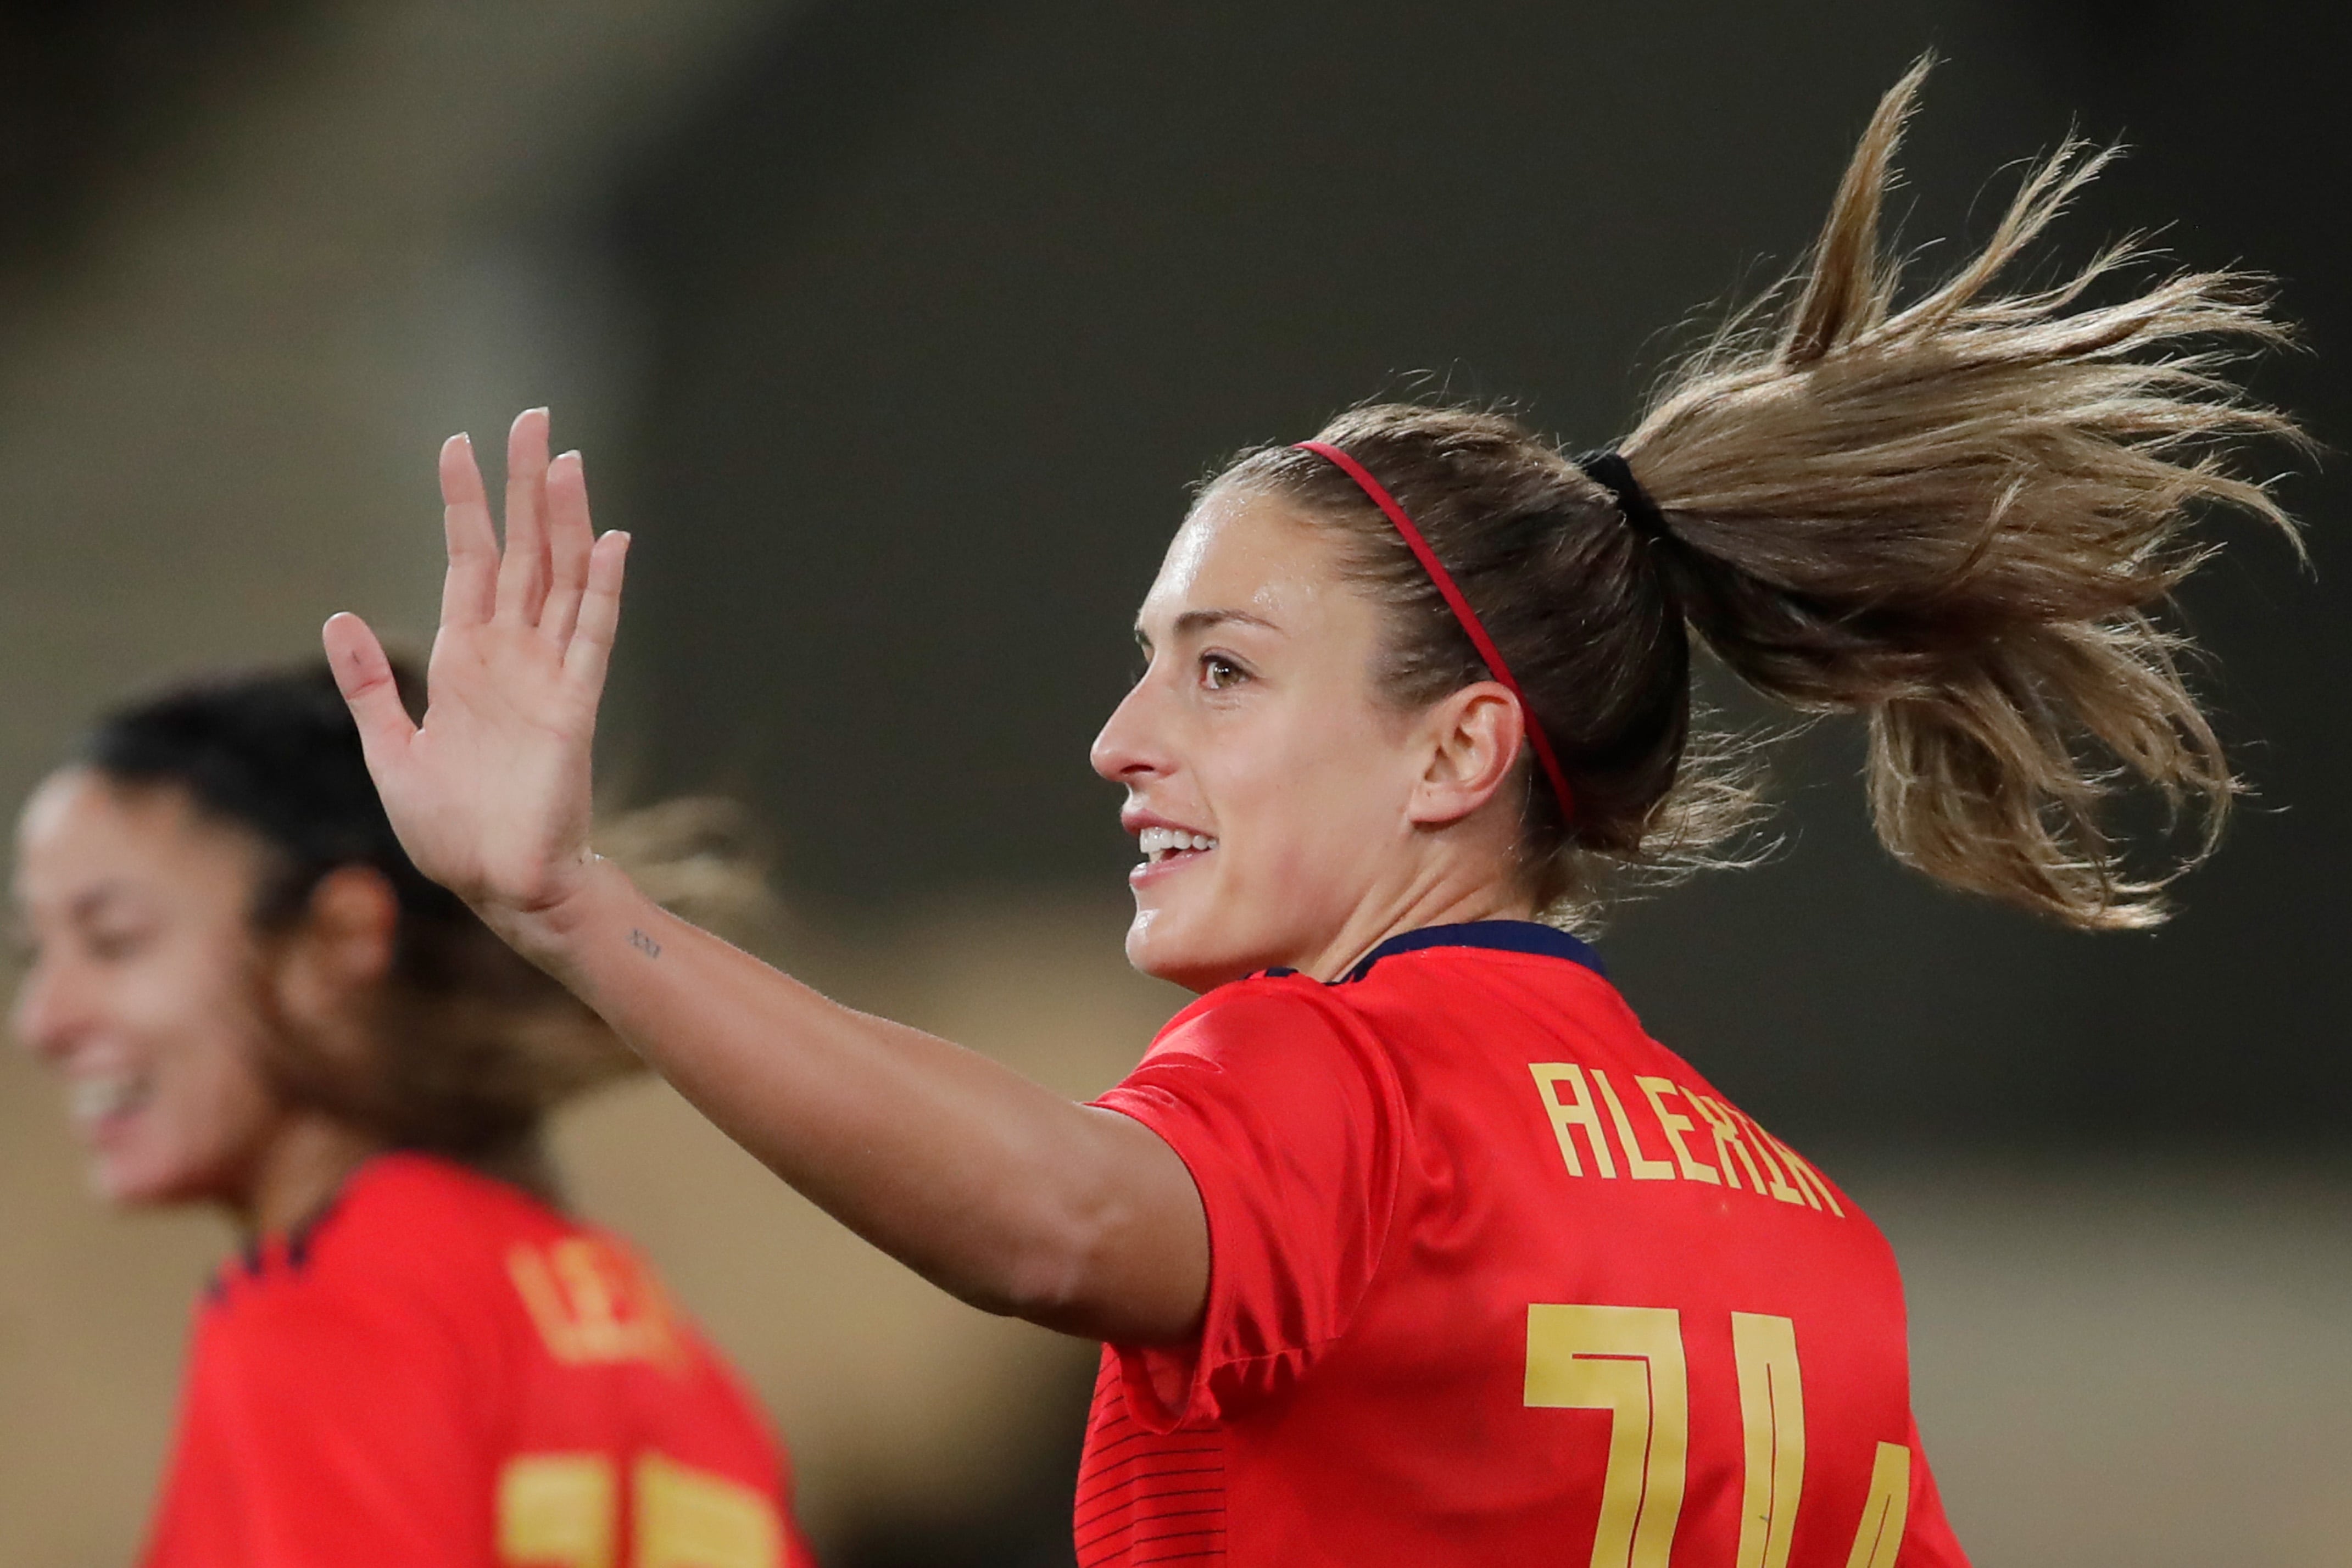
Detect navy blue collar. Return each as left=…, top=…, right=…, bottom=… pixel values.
left=1341, top=919, right=1605, bottom=983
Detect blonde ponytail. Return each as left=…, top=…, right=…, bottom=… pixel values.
left=1221, top=57, right=2304, bottom=930
left=1624, top=55, right=2303, bottom=927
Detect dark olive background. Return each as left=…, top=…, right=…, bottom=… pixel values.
left=2, top=7, right=2342, bottom=1564
left=591, top=0, right=2348, bottom=1151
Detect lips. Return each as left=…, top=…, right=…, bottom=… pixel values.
left=69, top=1072, right=152, bottom=1135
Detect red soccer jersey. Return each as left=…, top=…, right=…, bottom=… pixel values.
left=140, top=1152, right=815, bottom=1568
left=1084, top=920, right=1969, bottom=1568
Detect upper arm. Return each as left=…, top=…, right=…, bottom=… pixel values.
left=1049, top=1102, right=1211, bottom=1342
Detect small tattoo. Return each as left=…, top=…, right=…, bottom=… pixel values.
left=628, top=928, right=662, bottom=958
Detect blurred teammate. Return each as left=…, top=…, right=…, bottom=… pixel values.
left=11, top=662, right=815, bottom=1568
left=324, top=63, right=2298, bottom=1567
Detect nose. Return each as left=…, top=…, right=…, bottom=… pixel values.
left=1090, top=671, right=1168, bottom=788
left=12, top=955, right=90, bottom=1067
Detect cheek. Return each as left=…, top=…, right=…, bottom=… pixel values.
left=1230, top=702, right=1410, bottom=853
left=98, top=951, right=281, bottom=1204
left=1223, top=765, right=1375, bottom=903
left=1134, top=702, right=1414, bottom=964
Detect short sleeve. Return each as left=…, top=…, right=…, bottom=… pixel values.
left=145, top=1283, right=490, bottom=1567
left=1898, top=1414, right=1973, bottom=1567
left=1092, top=980, right=1407, bottom=1431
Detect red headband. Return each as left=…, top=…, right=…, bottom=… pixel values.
left=1291, top=440, right=1576, bottom=824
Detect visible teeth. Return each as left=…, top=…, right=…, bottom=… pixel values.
left=70, top=1075, right=148, bottom=1125
left=1137, top=826, right=1218, bottom=862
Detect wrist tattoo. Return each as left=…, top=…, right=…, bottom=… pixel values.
left=628, top=927, right=662, bottom=958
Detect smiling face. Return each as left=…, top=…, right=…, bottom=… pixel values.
left=1091, top=484, right=1535, bottom=991
left=10, top=769, right=290, bottom=1209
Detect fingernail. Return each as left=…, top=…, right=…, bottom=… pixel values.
left=560, top=448, right=583, bottom=464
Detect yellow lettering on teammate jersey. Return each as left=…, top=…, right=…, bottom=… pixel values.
left=498, top=1454, right=616, bottom=1568
left=1730, top=1314, right=1805, bottom=1568
left=509, top=1238, right=686, bottom=1369
left=497, top=1453, right=783, bottom=1568
left=1524, top=1304, right=1688, bottom=1568
left=1637, top=1077, right=1720, bottom=1186
left=1530, top=1063, right=1619, bottom=1179
left=1842, top=1443, right=1911, bottom=1568
left=634, top=1453, right=783, bottom=1568
left=1591, top=1069, right=1676, bottom=1180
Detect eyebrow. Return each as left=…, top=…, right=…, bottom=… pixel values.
left=4, top=882, right=132, bottom=941
left=67, top=883, right=135, bottom=922
left=1136, top=607, right=1284, bottom=645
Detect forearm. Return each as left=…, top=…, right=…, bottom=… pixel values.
left=327, top=416, right=1202, bottom=1343
left=521, top=857, right=1205, bottom=1342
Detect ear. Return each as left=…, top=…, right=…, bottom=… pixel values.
left=271, top=866, right=400, bottom=1029
left=1406, top=682, right=1528, bottom=829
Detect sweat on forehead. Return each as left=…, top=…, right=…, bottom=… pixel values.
left=1149, top=490, right=1348, bottom=615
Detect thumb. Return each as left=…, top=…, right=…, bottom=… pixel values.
left=322, top=613, right=418, bottom=772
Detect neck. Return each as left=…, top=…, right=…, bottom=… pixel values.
left=235, top=1112, right=382, bottom=1238
left=1298, top=863, right=1536, bottom=984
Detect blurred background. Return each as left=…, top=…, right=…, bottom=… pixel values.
left=1, top=1, right=2347, bottom=1564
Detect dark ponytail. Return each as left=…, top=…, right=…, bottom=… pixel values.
left=1214, top=57, right=2302, bottom=930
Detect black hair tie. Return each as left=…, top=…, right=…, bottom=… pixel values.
left=1576, top=449, right=1673, bottom=547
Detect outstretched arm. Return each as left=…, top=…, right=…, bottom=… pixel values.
left=324, top=410, right=1205, bottom=1342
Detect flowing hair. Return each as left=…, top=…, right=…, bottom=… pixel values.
left=1219, top=57, right=2304, bottom=929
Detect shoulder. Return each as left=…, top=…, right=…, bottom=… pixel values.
left=1134, top=970, right=1399, bottom=1089
left=339, top=1150, right=565, bottom=1231
left=1156, top=968, right=1366, bottom=1046
left=350, top=1157, right=714, bottom=1381
left=1099, top=974, right=1407, bottom=1160
left=316, top=1153, right=569, bottom=1281
left=202, top=1154, right=567, bottom=1347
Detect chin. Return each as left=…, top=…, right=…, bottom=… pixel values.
left=1123, top=904, right=1262, bottom=995
left=87, top=1140, right=228, bottom=1212
left=89, top=1158, right=173, bottom=1209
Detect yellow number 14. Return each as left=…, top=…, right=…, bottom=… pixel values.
left=1525, top=1305, right=1910, bottom=1568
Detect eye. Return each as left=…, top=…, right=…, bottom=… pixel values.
left=1200, top=653, right=1250, bottom=691
left=85, top=924, right=154, bottom=964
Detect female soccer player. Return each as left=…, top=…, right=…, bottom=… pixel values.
left=11, top=662, right=815, bottom=1568
left=324, top=64, right=2297, bottom=1567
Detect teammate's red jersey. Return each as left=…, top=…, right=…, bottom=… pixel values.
left=140, top=1152, right=815, bottom=1568
left=1083, top=921, right=1969, bottom=1567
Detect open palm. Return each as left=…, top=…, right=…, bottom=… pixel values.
left=324, top=409, right=628, bottom=937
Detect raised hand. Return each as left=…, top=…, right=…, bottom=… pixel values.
left=324, top=409, right=629, bottom=952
